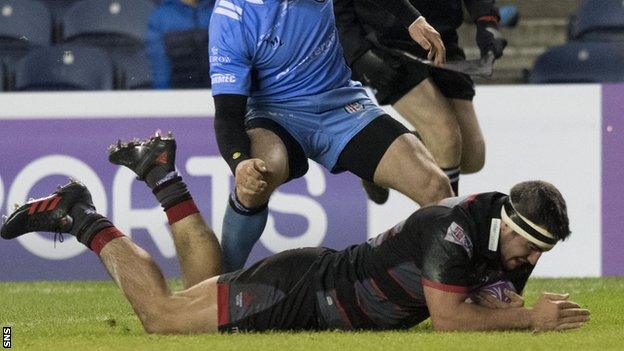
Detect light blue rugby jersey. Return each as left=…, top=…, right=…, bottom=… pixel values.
left=209, top=0, right=372, bottom=113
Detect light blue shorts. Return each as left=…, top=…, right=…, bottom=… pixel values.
left=245, top=98, right=386, bottom=171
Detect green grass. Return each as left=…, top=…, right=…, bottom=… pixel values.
left=1, top=278, right=623, bottom=350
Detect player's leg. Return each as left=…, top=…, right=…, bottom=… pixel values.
left=99, top=237, right=219, bottom=334
left=0, top=181, right=219, bottom=334
left=449, top=99, right=486, bottom=174
left=109, top=132, right=221, bottom=288
left=392, top=79, right=462, bottom=195
left=221, top=118, right=306, bottom=272
left=335, top=115, right=453, bottom=206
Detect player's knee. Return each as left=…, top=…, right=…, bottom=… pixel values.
left=461, top=139, right=486, bottom=174
left=413, top=117, right=462, bottom=161
left=236, top=179, right=279, bottom=208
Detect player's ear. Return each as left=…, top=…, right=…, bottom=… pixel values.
left=499, top=220, right=513, bottom=237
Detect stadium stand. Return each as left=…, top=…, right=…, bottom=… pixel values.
left=530, top=41, right=624, bottom=83
left=146, top=0, right=213, bottom=89
left=570, top=0, right=624, bottom=42
left=0, top=63, right=5, bottom=91
left=0, top=0, right=52, bottom=65
left=123, top=50, right=153, bottom=89
left=61, top=0, right=154, bottom=48
left=13, top=45, right=114, bottom=91
left=60, top=0, right=155, bottom=89
left=457, top=0, right=576, bottom=84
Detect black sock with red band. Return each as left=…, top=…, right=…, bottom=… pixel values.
left=152, top=171, right=199, bottom=224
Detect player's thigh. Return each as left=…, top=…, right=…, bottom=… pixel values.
left=375, top=132, right=452, bottom=205
left=449, top=99, right=486, bottom=173
left=392, top=78, right=461, bottom=145
left=333, top=114, right=408, bottom=183
left=335, top=115, right=451, bottom=205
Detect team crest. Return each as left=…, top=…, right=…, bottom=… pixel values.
left=444, top=222, right=473, bottom=257
left=344, top=102, right=364, bottom=113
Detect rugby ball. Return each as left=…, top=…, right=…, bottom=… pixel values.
left=470, top=280, right=516, bottom=303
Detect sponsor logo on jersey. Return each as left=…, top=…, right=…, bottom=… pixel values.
left=444, top=221, right=473, bottom=257
left=344, top=101, right=364, bottom=114
left=260, top=35, right=284, bottom=49
left=210, top=47, right=231, bottom=66
left=211, top=73, right=237, bottom=84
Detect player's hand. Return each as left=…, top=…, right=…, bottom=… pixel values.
left=408, top=17, right=446, bottom=65
left=530, top=292, right=590, bottom=332
left=352, top=50, right=403, bottom=91
left=235, top=158, right=269, bottom=196
left=476, top=20, right=507, bottom=59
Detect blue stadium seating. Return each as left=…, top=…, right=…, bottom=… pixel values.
left=0, top=63, right=5, bottom=91
left=61, top=0, right=155, bottom=47
left=0, top=0, right=52, bottom=64
left=60, top=0, right=156, bottom=89
left=530, top=42, right=624, bottom=83
left=13, top=45, right=114, bottom=91
left=123, top=50, right=152, bottom=89
left=572, top=0, right=624, bottom=41
left=40, top=0, right=79, bottom=19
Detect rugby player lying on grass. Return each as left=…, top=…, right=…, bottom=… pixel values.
left=1, top=132, right=590, bottom=333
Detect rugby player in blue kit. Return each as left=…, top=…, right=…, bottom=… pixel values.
left=208, top=0, right=454, bottom=272
left=2, top=132, right=590, bottom=334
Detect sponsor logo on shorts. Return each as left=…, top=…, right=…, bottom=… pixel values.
left=235, top=291, right=258, bottom=309
left=344, top=101, right=364, bottom=114
left=444, top=222, right=473, bottom=257
left=211, top=73, right=237, bottom=84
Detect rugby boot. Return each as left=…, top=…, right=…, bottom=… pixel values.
left=1, top=180, right=85, bottom=240
left=361, top=180, right=389, bottom=205
left=108, top=130, right=176, bottom=188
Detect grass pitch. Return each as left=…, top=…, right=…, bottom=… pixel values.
left=1, top=278, right=623, bottom=350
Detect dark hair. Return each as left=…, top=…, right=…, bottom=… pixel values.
left=509, top=180, right=571, bottom=241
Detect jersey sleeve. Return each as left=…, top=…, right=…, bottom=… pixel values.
left=209, top=3, right=252, bottom=96
left=418, top=209, right=475, bottom=294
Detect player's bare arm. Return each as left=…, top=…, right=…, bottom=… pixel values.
left=424, top=286, right=590, bottom=332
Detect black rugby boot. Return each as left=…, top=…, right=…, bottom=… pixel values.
left=108, top=130, right=176, bottom=188
left=1, top=180, right=88, bottom=240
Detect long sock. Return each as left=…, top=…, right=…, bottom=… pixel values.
left=151, top=171, right=199, bottom=224
left=69, top=205, right=121, bottom=256
left=69, top=202, right=115, bottom=248
left=220, top=191, right=268, bottom=272
left=89, top=227, right=125, bottom=256
left=442, top=166, right=460, bottom=196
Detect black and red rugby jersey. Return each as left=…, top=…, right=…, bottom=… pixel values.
left=313, top=192, right=533, bottom=330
